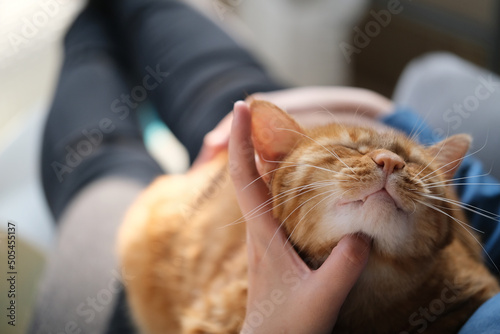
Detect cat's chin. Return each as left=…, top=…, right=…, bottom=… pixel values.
left=314, top=195, right=415, bottom=258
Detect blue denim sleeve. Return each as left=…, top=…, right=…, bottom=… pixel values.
left=382, top=108, right=500, bottom=272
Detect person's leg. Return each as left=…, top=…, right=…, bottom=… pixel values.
left=41, top=6, right=164, bottom=220
left=30, top=178, right=142, bottom=334
left=35, top=1, right=282, bottom=332
left=392, top=52, right=500, bottom=180
left=391, top=52, right=500, bottom=272
left=458, top=292, right=500, bottom=334
left=32, top=6, right=162, bottom=334
left=105, top=0, right=283, bottom=162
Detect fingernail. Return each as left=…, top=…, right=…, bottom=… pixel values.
left=232, top=101, right=243, bottom=125
left=234, top=100, right=246, bottom=111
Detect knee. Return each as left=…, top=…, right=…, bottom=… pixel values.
left=398, top=52, right=474, bottom=91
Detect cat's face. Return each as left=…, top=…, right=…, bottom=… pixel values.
left=250, top=100, right=470, bottom=265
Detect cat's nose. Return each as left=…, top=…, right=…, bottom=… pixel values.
left=370, top=149, right=405, bottom=175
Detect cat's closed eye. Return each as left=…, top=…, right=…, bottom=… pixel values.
left=340, top=145, right=360, bottom=154
left=357, top=145, right=370, bottom=154
left=331, top=144, right=363, bottom=155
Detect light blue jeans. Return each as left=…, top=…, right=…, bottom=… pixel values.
left=391, top=52, right=500, bottom=333
left=459, top=292, right=500, bottom=334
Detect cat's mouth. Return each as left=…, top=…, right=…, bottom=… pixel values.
left=362, top=188, right=394, bottom=204
left=340, top=187, right=405, bottom=212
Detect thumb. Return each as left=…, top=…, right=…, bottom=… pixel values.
left=314, top=234, right=371, bottom=303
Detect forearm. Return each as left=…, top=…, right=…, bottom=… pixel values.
left=253, top=87, right=393, bottom=118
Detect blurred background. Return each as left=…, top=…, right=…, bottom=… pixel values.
left=0, top=0, right=499, bottom=332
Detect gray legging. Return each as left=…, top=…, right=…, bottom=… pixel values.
left=32, top=0, right=280, bottom=333
left=30, top=178, right=144, bottom=334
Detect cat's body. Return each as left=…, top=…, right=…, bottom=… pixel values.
left=119, top=101, right=499, bottom=334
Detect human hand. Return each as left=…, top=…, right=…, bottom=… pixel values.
left=194, top=87, right=393, bottom=167
left=192, top=112, right=233, bottom=168
left=229, top=101, right=372, bottom=334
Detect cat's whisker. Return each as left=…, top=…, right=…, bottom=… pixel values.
left=241, top=164, right=346, bottom=191
left=409, top=199, right=417, bottom=215
left=421, top=141, right=489, bottom=183
left=269, top=160, right=358, bottom=179
left=313, top=104, right=339, bottom=119
left=314, top=103, right=351, bottom=133
left=411, top=125, right=459, bottom=181
left=417, top=192, right=500, bottom=222
left=414, top=197, right=461, bottom=212
left=259, top=159, right=358, bottom=181
left=416, top=198, right=484, bottom=234
left=263, top=189, right=343, bottom=258
left=223, top=186, right=316, bottom=227
left=220, top=181, right=340, bottom=229
left=426, top=182, right=500, bottom=189
left=407, top=105, right=434, bottom=142
left=307, top=102, right=364, bottom=124
left=415, top=199, right=499, bottom=274
left=353, top=103, right=363, bottom=118
left=270, top=193, right=344, bottom=264
left=338, top=186, right=359, bottom=201
left=284, top=190, right=342, bottom=251
left=260, top=181, right=341, bottom=216
left=275, top=127, right=358, bottom=178
left=420, top=157, right=466, bottom=183
left=411, top=136, right=449, bottom=182
left=241, top=164, right=294, bottom=190
left=423, top=170, right=493, bottom=187
left=271, top=188, right=343, bottom=233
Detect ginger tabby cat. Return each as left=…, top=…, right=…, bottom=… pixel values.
left=118, top=100, right=499, bottom=333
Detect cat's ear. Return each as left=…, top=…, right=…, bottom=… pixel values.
left=426, top=134, right=471, bottom=179
left=249, top=100, right=305, bottom=182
